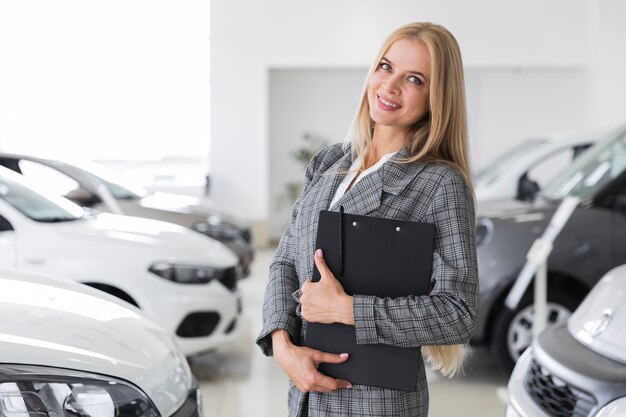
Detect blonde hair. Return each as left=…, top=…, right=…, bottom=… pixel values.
left=346, top=22, right=473, bottom=377
left=345, top=21, right=473, bottom=193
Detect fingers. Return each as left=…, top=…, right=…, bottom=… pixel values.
left=298, top=365, right=353, bottom=393
left=313, top=351, right=350, bottom=365
left=334, top=378, right=353, bottom=390
left=285, top=347, right=353, bottom=393
left=311, top=373, right=353, bottom=392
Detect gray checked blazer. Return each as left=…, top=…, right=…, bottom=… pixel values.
left=256, top=143, right=479, bottom=417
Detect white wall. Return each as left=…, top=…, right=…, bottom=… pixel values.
left=588, top=0, right=626, bottom=129
left=466, top=68, right=592, bottom=171
left=269, top=68, right=366, bottom=238
left=0, top=1, right=211, bottom=162
left=211, top=0, right=589, bottom=241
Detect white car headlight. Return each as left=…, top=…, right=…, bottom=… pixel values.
left=595, top=397, right=626, bottom=417
left=192, top=221, right=240, bottom=240
left=0, top=365, right=159, bottom=417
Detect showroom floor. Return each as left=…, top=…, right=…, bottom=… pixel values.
left=190, top=248, right=509, bottom=417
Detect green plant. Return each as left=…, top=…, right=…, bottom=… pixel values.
left=276, top=132, right=329, bottom=209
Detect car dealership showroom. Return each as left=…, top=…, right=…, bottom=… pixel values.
left=1, top=1, right=626, bottom=417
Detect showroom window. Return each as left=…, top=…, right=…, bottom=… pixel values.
left=0, top=1, right=211, bottom=197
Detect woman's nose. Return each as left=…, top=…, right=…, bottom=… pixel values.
left=382, top=75, right=401, bottom=94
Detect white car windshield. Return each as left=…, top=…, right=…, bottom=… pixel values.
left=474, top=139, right=548, bottom=186
left=542, top=129, right=626, bottom=200
left=0, top=174, right=84, bottom=222
left=58, top=161, right=148, bottom=200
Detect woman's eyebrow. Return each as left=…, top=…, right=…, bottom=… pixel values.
left=381, top=56, right=428, bottom=80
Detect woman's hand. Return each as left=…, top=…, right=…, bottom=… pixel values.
left=300, top=249, right=355, bottom=325
left=272, top=330, right=352, bottom=393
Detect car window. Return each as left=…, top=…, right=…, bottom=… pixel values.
left=59, top=161, right=148, bottom=200
left=474, top=139, right=548, bottom=186
left=18, top=159, right=82, bottom=197
left=0, top=174, right=84, bottom=222
left=527, top=148, right=578, bottom=189
left=542, top=130, right=626, bottom=200
left=0, top=215, right=13, bottom=232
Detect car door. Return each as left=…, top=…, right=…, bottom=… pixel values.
left=602, top=174, right=626, bottom=269
left=0, top=214, right=17, bottom=268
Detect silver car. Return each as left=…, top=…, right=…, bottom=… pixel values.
left=506, top=264, right=626, bottom=417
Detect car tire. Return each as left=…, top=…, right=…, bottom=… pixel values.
left=492, top=291, right=578, bottom=372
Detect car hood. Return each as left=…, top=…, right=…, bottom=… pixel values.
left=0, top=268, right=192, bottom=416
left=477, top=197, right=554, bottom=218
left=568, top=264, right=626, bottom=364
left=139, top=192, right=246, bottom=227
left=53, top=213, right=238, bottom=268
left=139, top=192, right=208, bottom=215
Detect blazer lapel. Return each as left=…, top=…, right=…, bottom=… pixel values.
left=329, top=169, right=384, bottom=215
left=329, top=147, right=428, bottom=215
left=312, top=150, right=353, bottom=213
left=380, top=148, right=428, bottom=195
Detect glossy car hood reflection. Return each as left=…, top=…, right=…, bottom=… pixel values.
left=0, top=268, right=191, bottom=416
left=568, top=264, right=626, bottom=364
left=477, top=198, right=558, bottom=230
left=478, top=197, right=553, bottom=217
left=54, top=213, right=238, bottom=268
left=140, top=192, right=209, bottom=214
left=139, top=192, right=243, bottom=225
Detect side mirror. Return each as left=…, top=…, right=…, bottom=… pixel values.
left=517, top=173, right=540, bottom=202
left=65, top=189, right=101, bottom=206
left=614, top=193, right=626, bottom=213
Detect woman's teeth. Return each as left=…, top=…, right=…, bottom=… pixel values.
left=379, top=96, right=399, bottom=108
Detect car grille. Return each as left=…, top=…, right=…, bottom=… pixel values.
left=171, top=388, right=202, bottom=417
left=525, top=359, right=596, bottom=417
left=177, top=312, right=220, bottom=337
left=219, top=267, right=238, bottom=291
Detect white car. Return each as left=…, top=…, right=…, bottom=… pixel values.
left=506, top=264, right=626, bottom=417
left=474, top=134, right=595, bottom=202
left=0, top=154, right=254, bottom=277
left=0, top=268, right=202, bottom=417
left=0, top=166, right=240, bottom=356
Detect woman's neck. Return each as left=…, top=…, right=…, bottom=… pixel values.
left=364, top=125, right=407, bottom=169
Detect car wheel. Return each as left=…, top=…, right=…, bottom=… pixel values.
left=492, top=292, right=577, bottom=372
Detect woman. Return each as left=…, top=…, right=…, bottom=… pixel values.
left=256, top=22, right=479, bottom=416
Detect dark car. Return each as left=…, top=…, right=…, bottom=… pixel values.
left=0, top=154, right=254, bottom=277
left=473, top=125, right=626, bottom=371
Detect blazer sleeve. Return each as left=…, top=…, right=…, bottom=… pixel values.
left=352, top=171, right=480, bottom=348
left=255, top=146, right=330, bottom=356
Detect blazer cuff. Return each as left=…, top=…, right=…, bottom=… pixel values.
left=256, top=313, right=302, bottom=356
left=353, top=294, right=378, bottom=344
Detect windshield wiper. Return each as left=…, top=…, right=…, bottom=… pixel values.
left=37, top=217, right=79, bottom=223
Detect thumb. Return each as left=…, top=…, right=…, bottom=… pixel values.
left=314, top=249, right=334, bottom=280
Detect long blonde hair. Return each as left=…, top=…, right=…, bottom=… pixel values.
left=346, top=22, right=473, bottom=377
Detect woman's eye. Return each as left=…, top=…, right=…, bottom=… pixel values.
left=380, top=63, right=391, bottom=71
left=408, top=75, right=422, bottom=85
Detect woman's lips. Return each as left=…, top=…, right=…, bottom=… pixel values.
left=377, top=94, right=400, bottom=110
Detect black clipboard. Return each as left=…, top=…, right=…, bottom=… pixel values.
left=303, top=209, right=435, bottom=391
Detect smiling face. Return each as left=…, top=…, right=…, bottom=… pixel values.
left=367, top=37, right=431, bottom=136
